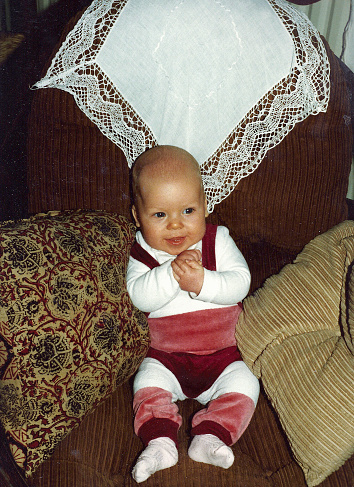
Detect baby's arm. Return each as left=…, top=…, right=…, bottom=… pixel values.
left=127, top=258, right=180, bottom=312
left=193, top=227, right=251, bottom=305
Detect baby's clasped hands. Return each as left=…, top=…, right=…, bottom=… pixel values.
left=171, top=249, right=204, bottom=295
left=175, top=249, right=202, bottom=264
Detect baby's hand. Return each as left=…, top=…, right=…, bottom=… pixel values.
left=175, top=249, right=202, bottom=265
left=171, top=256, right=204, bottom=295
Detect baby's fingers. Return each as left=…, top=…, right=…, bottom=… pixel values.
left=171, top=260, right=185, bottom=278
left=172, top=270, right=180, bottom=282
left=176, top=249, right=202, bottom=263
left=185, top=260, right=203, bottom=269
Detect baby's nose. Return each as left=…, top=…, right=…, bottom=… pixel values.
left=167, top=217, right=183, bottom=230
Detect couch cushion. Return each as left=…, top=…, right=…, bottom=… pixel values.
left=341, top=245, right=354, bottom=355
left=28, top=381, right=308, bottom=487
left=236, top=220, right=354, bottom=486
left=0, top=210, right=149, bottom=476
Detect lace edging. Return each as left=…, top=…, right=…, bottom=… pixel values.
left=34, top=0, right=330, bottom=213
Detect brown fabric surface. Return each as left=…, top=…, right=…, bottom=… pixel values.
left=27, top=91, right=131, bottom=218
left=211, top=41, right=352, bottom=253
left=23, top=6, right=354, bottom=487
left=27, top=38, right=352, bottom=256
left=27, top=381, right=300, bottom=487
left=237, top=239, right=298, bottom=294
left=28, top=379, right=354, bottom=487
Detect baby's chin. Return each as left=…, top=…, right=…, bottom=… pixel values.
left=162, top=237, right=189, bottom=255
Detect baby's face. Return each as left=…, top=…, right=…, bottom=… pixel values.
left=133, top=168, right=208, bottom=255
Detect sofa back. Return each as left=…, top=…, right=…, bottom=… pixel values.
left=27, top=15, right=352, bottom=255
left=211, top=43, right=352, bottom=252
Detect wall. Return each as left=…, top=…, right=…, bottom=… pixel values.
left=36, top=0, right=60, bottom=13
left=293, top=0, right=352, bottom=60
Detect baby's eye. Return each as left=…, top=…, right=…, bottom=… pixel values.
left=183, top=208, right=195, bottom=215
left=154, top=212, right=166, bottom=218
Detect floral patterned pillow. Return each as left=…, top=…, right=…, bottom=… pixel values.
left=0, top=210, right=149, bottom=476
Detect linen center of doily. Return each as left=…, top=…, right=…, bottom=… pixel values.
left=97, top=0, right=293, bottom=162
left=152, top=0, right=241, bottom=108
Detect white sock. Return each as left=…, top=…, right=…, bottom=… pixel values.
left=188, top=434, right=234, bottom=469
left=132, top=437, right=178, bottom=483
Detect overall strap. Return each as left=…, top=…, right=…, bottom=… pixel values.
left=130, top=241, right=160, bottom=269
left=202, top=224, right=217, bottom=271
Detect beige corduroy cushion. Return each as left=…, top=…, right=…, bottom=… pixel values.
left=236, top=220, right=354, bottom=487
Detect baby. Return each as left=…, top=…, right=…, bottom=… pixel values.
left=127, top=145, right=259, bottom=483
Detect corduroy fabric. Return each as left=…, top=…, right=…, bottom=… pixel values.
left=237, top=221, right=354, bottom=486
left=22, top=4, right=354, bottom=487
left=211, top=41, right=352, bottom=254
left=27, top=378, right=354, bottom=487
left=27, top=37, right=352, bottom=255
left=27, top=91, right=132, bottom=218
left=341, top=243, right=354, bottom=355
left=27, top=8, right=132, bottom=220
left=27, top=380, right=303, bottom=487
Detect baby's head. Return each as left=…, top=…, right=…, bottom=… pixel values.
left=131, top=145, right=209, bottom=255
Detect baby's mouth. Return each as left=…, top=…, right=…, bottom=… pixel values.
left=166, top=237, right=186, bottom=246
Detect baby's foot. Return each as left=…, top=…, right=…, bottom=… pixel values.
left=188, top=434, right=234, bottom=469
left=132, top=437, right=178, bottom=483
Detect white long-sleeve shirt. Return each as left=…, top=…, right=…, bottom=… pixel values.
left=127, top=226, right=250, bottom=319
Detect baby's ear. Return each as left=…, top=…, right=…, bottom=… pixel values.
left=204, top=197, right=209, bottom=218
left=132, top=205, right=140, bottom=227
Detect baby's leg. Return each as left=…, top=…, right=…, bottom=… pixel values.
left=133, top=387, right=181, bottom=482
left=188, top=361, right=259, bottom=468
left=133, top=386, right=182, bottom=446
left=132, top=359, right=186, bottom=482
left=188, top=392, right=255, bottom=468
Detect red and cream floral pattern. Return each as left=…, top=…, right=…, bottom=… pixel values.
left=0, top=210, right=149, bottom=476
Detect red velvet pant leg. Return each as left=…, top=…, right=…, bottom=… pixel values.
left=133, top=387, right=183, bottom=446
left=191, top=392, right=255, bottom=446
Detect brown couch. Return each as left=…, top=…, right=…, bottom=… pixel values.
left=0, top=2, right=353, bottom=486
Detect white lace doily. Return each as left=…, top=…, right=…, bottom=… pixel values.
left=34, top=0, right=330, bottom=213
